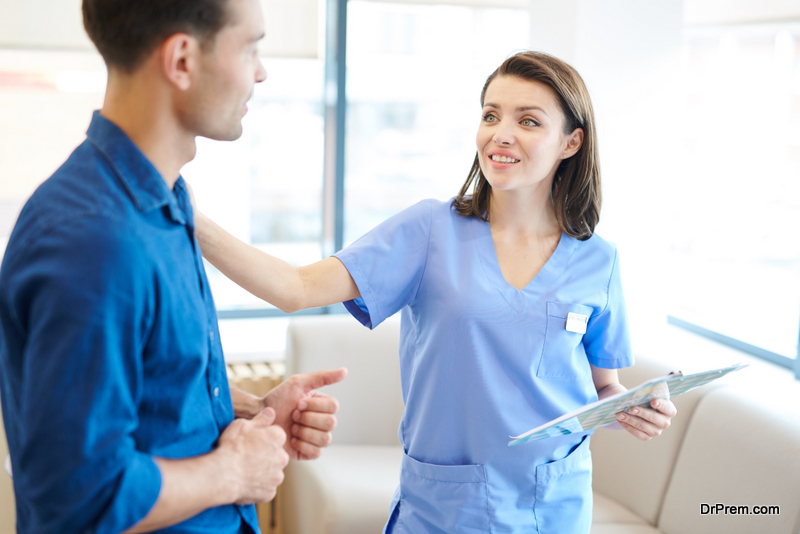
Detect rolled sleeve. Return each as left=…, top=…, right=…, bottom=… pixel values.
left=334, top=199, right=433, bottom=330
left=7, top=217, right=161, bottom=533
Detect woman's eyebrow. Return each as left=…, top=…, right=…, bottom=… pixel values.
left=517, top=106, right=548, bottom=115
left=482, top=103, right=549, bottom=115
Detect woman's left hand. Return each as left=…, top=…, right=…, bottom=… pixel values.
left=616, top=398, right=677, bottom=441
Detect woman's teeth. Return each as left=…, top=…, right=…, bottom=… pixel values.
left=491, top=155, right=518, bottom=163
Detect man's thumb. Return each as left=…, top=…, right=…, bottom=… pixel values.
left=255, top=407, right=276, bottom=425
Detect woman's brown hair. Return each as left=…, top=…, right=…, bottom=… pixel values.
left=454, top=51, right=601, bottom=241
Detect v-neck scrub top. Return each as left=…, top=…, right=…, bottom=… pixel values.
left=334, top=198, right=634, bottom=533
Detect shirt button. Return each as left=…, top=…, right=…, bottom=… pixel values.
left=213, top=387, right=220, bottom=397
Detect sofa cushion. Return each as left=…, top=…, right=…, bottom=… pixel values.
left=657, top=387, right=800, bottom=534
left=590, top=525, right=662, bottom=534
left=281, top=445, right=403, bottom=534
left=592, top=490, right=650, bottom=525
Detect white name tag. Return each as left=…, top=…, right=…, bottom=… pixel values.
left=566, top=312, right=588, bottom=334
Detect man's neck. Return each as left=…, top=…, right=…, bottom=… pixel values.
left=100, top=68, right=196, bottom=189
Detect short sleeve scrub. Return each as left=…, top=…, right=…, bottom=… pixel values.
left=334, top=199, right=634, bottom=533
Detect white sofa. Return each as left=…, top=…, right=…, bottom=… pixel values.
left=280, top=314, right=800, bottom=534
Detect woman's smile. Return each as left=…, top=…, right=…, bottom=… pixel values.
left=489, top=150, right=521, bottom=168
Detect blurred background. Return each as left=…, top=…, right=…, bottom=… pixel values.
left=1, top=0, right=799, bottom=379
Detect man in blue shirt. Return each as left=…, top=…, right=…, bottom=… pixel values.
left=0, top=0, right=346, bottom=532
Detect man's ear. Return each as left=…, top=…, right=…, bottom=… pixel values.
left=161, top=33, right=199, bottom=91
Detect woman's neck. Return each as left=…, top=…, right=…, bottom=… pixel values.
left=487, top=184, right=560, bottom=239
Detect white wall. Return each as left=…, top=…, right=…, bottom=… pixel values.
left=0, top=0, right=319, bottom=58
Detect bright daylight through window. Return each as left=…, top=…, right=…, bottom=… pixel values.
left=668, top=23, right=800, bottom=366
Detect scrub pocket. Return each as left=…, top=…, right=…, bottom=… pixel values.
left=392, top=450, right=491, bottom=534
left=537, top=301, right=593, bottom=379
left=533, top=435, right=593, bottom=534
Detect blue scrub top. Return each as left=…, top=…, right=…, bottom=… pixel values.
left=334, top=199, right=634, bottom=533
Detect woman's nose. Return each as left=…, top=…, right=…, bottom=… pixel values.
left=492, top=126, right=514, bottom=146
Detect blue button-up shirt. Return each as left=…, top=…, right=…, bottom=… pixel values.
left=0, top=112, right=259, bottom=533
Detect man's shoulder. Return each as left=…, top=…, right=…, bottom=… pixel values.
left=4, top=141, right=145, bottom=273
left=18, top=140, right=136, bottom=234
left=39, top=139, right=129, bottom=212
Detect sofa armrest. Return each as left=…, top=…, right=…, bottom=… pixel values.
left=657, top=387, right=800, bottom=534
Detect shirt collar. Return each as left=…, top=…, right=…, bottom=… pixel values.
left=85, top=110, right=187, bottom=225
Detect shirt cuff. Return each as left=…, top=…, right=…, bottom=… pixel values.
left=95, top=452, right=162, bottom=534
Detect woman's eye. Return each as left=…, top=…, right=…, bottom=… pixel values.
left=482, top=113, right=498, bottom=123
left=521, top=118, right=539, bottom=127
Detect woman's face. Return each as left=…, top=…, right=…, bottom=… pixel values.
left=476, top=75, right=580, bottom=195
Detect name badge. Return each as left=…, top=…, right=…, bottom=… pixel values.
left=566, top=312, right=588, bottom=334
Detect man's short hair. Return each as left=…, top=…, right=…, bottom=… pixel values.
left=83, top=0, right=231, bottom=72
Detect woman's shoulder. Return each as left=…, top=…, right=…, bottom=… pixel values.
left=572, top=231, right=619, bottom=265
left=393, top=197, right=458, bottom=222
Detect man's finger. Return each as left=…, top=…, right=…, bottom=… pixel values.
left=292, top=424, right=333, bottom=448
left=290, top=437, right=323, bottom=460
left=266, top=424, right=288, bottom=448
left=294, top=368, right=348, bottom=392
left=297, top=395, right=340, bottom=415
left=293, top=410, right=337, bottom=431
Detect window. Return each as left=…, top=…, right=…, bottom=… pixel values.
left=668, top=22, right=800, bottom=373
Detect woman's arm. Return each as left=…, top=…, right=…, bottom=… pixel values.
left=194, top=211, right=359, bottom=312
left=591, top=365, right=677, bottom=440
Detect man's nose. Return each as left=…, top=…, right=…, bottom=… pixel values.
left=255, top=59, right=267, bottom=84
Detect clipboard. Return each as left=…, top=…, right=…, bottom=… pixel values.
left=509, top=363, right=747, bottom=446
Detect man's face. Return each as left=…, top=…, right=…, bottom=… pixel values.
left=182, top=0, right=267, bottom=141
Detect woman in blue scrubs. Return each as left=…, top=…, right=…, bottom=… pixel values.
left=195, top=51, right=677, bottom=533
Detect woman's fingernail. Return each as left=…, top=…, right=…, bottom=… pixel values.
left=653, top=400, right=660, bottom=408
left=298, top=400, right=308, bottom=410
left=617, top=413, right=626, bottom=421
left=631, top=408, right=639, bottom=414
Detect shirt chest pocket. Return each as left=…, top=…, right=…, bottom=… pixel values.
left=537, top=302, right=593, bottom=379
